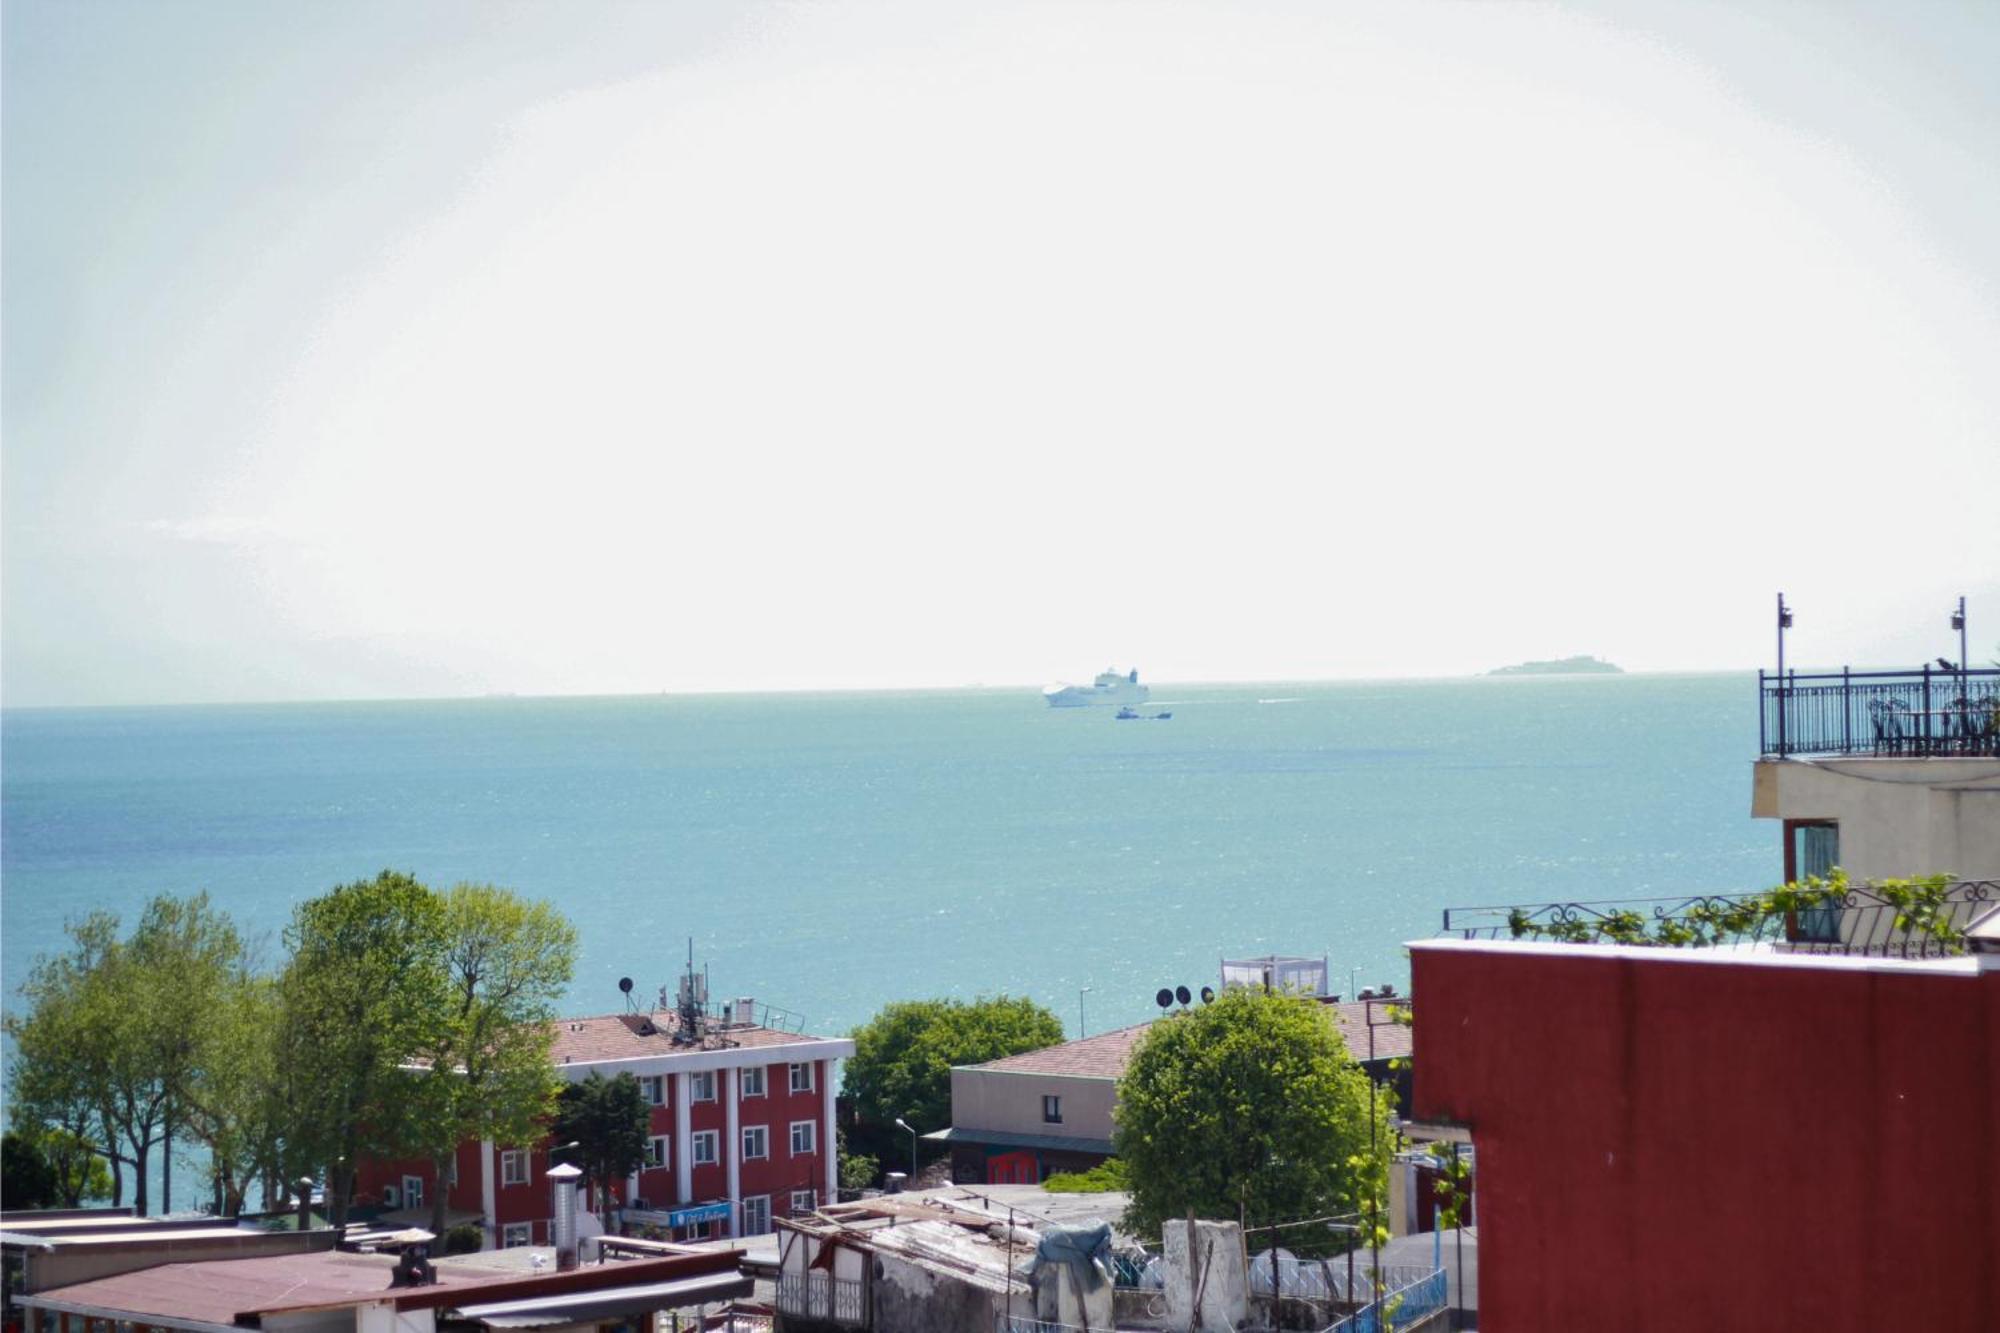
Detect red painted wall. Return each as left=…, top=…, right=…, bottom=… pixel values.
left=1410, top=944, right=1999, bottom=1332
left=739, top=1059, right=828, bottom=1211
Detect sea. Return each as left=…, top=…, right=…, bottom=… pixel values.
left=2, top=672, right=1771, bottom=1049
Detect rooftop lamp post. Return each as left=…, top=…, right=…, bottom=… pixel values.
left=1951, top=596, right=1968, bottom=679
left=1776, top=593, right=1794, bottom=755
left=894, top=1117, right=918, bottom=1186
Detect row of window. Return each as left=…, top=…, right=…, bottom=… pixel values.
left=497, top=1189, right=819, bottom=1247
left=637, top=1062, right=817, bottom=1107
left=643, top=1119, right=817, bottom=1169
left=497, top=1117, right=821, bottom=1186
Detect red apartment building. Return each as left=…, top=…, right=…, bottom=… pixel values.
left=355, top=992, right=854, bottom=1250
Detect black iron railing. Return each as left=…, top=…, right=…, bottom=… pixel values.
left=1759, top=665, right=2000, bottom=758
left=1440, top=879, right=1997, bottom=959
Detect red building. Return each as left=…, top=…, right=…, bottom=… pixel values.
left=1409, top=927, right=1999, bottom=1330
left=356, top=995, right=854, bottom=1250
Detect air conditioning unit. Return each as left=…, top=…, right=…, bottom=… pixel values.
left=381, top=1184, right=401, bottom=1208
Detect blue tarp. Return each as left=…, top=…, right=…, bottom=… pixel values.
left=1020, top=1221, right=1115, bottom=1291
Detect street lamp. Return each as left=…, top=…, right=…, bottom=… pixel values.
left=894, top=1117, right=918, bottom=1184
left=1951, top=596, right=1968, bottom=677
left=1777, top=593, right=1795, bottom=754
left=1078, top=987, right=1092, bottom=1040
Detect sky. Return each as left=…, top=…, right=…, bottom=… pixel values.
left=5, top=0, right=1997, bottom=707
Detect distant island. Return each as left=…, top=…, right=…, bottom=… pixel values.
left=1488, top=655, right=1624, bottom=676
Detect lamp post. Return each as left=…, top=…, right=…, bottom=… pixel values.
left=1952, top=596, right=1968, bottom=676
left=1776, top=593, right=1794, bottom=755
left=1078, top=986, right=1092, bottom=1040
left=894, top=1117, right=918, bottom=1185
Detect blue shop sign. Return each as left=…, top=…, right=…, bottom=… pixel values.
left=668, top=1202, right=733, bottom=1227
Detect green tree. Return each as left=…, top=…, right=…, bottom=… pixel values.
left=3, top=905, right=222, bottom=1215
left=1, top=1131, right=58, bottom=1209
left=844, top=996, right=1065, bottom=1171
left=551, top=1072, right=649, bottom=1232
left=176, top=971, right=288, bottom=1218
left=1114, top=987, right=1391, bottom=1253
left=277, top=871, right=451, bottom=1228
left=406, top=883, right=577, bottom=1236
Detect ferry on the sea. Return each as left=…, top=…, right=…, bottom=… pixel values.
left=1044, top=667, right=1149, bottom=708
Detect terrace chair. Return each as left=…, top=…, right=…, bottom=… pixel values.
left=1869, top=700, right=1905, bottom=756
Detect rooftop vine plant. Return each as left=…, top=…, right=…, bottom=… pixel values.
left=1503, top=870, right=1970, bottom=954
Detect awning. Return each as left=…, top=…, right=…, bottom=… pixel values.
left=921, top=1126, right=1115, bottom=1156
left=451, top=1272, right=753, bottom=1327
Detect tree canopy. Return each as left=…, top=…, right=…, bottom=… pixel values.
left=1113, top=987, right=1392, bottom=1252
left=552, top=1072, right=649, bottom=1230
left=844, top=996, right=1065, bottom=1172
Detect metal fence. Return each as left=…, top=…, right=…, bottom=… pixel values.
left=1760, top=665, right=2000, bottom=757
left=1321, top=1264, right=1449, bottom=1333
left=775, top=1272, right=864, bottom=1325
left=1442, top=880, right=1996, bottom=958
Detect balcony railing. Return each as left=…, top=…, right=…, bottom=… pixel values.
left=1759, top=665, right=2000, bottom=758
left=1441, top=880, right=1997, bottom=959
left=776, top=1272, right=865, bottom=1325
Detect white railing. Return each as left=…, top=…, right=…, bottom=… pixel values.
left=776, top=1272, right=865, bottom=1324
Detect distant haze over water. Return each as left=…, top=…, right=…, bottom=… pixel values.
left=2, top=674, right=1770, bottom=1057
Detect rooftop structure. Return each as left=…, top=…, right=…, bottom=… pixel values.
left=934, top=998, right=1412, bottom=1187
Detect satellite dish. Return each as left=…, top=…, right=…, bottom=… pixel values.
left=618, top=977, right=634, bottom=994
left=1200, top=986, right=1216, bottom=1005
left=1155, top=988, right=1174, bottom=1010
left=1175, top=985, right=1192, bottom=1006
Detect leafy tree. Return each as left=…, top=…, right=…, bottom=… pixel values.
left=844, top=996, right=1064, bottom=1166
left=277, top=871, right=451, bottom=1228
left=405, top=884, right=577, bottom=1236
left=1, top=1132, right=58, bottom=1209
left=3, top=905, right=211, bottom=1215
left=176, top=971, right=288, bottom=1217
left=551, top=1072, right=649, bottom=1231
left=1114, top=987, right=1392, bottom=1254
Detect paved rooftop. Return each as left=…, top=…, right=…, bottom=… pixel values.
left=549, top=1010, right=845, bottom=1063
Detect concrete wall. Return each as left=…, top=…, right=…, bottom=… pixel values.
left=1410, top=939, right=1999, bottom=1332
left=1751, top=757, right=2000, bottom=881
left=948, top=1068, right=1117, bottom=1142
left=872, top=1251, right=1004, bottom=1333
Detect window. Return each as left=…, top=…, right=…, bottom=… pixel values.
left=790, top=1120, right=817, bottom=1156
left=743, top=1125, right=769, bottom=1161
left=789, top=1062, right=816, bottom=1094
left=693, top=1130, right=720, bottom=1166
left=501, top=1150, right=530, bottom=1186
left=1788, top=821, right=1842, bottom=942
left=639, top=1074, right=665, bottom=1106
left=791, top=1189, right=818, bottom=1215
left=503, top=1222, right=532, bottom=1248
left=741, top=1065, right=767, bottom=1097
left=1042, top=1095, right=1062, bottom=1125
left=402, top=1174, right=424, bottom=1209
left=381, top=1183, right=401, bottom=1208
left=646, top=1135, right=670, bottom=1169
left=742, top=1194, right=771, bottom=1235
left=690, top=1071, right=717, bottom=1102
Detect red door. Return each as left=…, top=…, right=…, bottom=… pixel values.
left=987, top=1151, right=1037, bottom=1184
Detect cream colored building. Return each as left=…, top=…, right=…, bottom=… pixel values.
left=1751, top=756, right=2000, bottom=883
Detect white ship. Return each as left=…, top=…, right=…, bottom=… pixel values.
left=1043, top=668, right=1150, bottom=708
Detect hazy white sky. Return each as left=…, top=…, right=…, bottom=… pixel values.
left=5, top=0, right=1997, bottom=706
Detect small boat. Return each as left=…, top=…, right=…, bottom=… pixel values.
left=1115, top=706, right=1141, bottom=720
left=1116, top=707, right=1172, bottom=721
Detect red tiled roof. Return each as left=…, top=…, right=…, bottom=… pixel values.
left=24, top=1250, right=478, bottom=1323
left=965, top=1001, right=1412, bottom=1080
left=548, top=1011, right=840, bottom=1065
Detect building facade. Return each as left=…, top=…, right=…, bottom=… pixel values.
left=1408, top=934, right=1999, bottom=1331
left=355, top=1004, right=853, bottom=1249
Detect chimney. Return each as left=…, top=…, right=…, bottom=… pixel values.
left=546, top=1162, right=583, bottom=1271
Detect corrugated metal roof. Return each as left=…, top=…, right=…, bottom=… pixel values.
left=453, top=1272, right=752, bottom=1327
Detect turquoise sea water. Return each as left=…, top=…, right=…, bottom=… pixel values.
left=2, top=674, right=1772, bottom=1046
